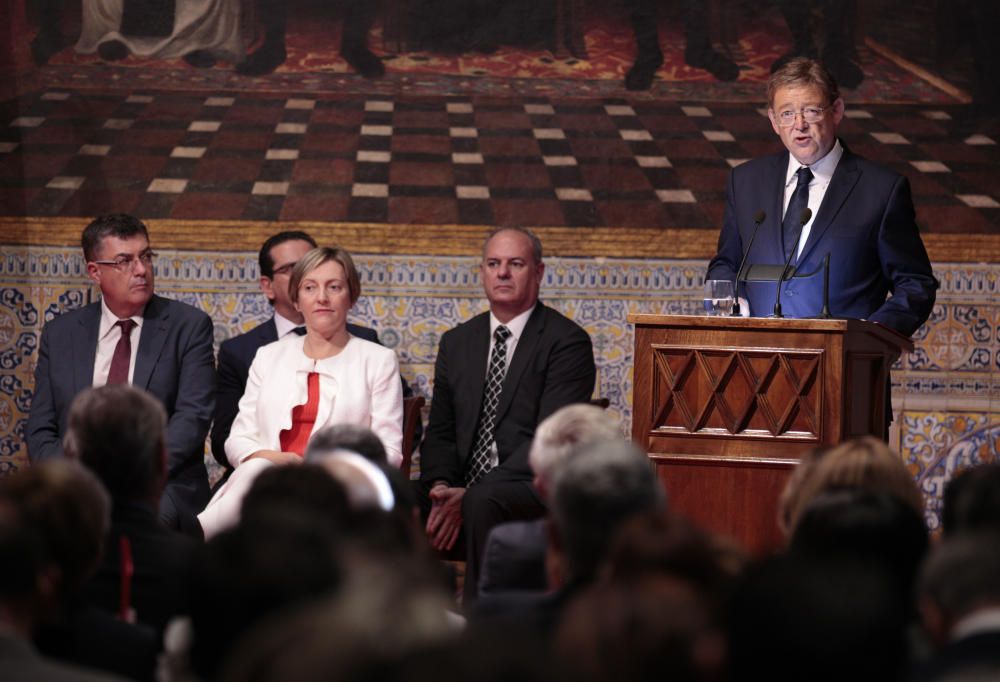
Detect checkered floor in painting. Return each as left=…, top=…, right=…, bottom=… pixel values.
left=1, top=90, right=997, bottom=231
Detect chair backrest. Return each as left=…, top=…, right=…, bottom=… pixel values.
left=401, top=395, right=425, bottom=477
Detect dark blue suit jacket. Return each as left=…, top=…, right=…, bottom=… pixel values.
left=209, top=317, right=383, bottom=468
left=706, top=145, right=937, bottom=337
left=26, top=294, right=216, bottom=532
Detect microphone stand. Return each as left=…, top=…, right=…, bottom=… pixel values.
left=731, top=210, right=766, bottom=316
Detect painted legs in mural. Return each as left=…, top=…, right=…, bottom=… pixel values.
left=238, top=0, right=383, bottom=77
left=771, top=0, right=864, bottom=89
left=625, top=0, right=740, bottom=91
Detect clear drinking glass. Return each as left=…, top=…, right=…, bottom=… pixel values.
left=703, top=279, right=735, bottom=316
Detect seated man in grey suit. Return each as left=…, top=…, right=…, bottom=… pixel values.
left=418, top=226, right=596, bottom=605
left=26, top=214, right=215, bottom=535
left=477, top=403, right=622, bottom=597
left=211, top=230, right=414, bottom=477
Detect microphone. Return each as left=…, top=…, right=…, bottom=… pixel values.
left=818, top=253, right=832, bottom=318
left=731, top=209, right=766, bottom=316
left=772, top=207, right=812, bottom=318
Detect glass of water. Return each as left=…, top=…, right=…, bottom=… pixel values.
left=703, top=279, right=735, bottom=316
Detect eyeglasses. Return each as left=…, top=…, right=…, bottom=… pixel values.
left=272, top=262, right=298, bottom=277
left=774, top=106, right=831, bottom=127
left=92, top=251, right=157, bottom=271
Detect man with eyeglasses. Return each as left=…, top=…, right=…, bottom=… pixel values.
left=26, top=213, right=215, bottom=535
left=706, top=57, right=937, bottom=338
left=210, top=231, right=416, bottom=481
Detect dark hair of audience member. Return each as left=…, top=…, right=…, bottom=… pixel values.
left=728, top=554, right=909, bottom=682
left=239, top=463, right=352, bottom=535
left=81, top=212, right=149, bottom=262
left=918, top=533, right=1000, bottom=643
left=549, top=439, right=666, bottom=586
left=63, top=384, right=167, bottom=504
left=258, top=230, right=316, bottom=279
left=788, top=488, right=929, bottom=617
left=0, top=461, right=110, bottom=602
left=554, top=576, right=723, bottom=682
left=306, top=423, right=388, bottom=466
left=188, top=519, right=342, bottom=680
left=941, top=463, right=1000, bottom=536
left=0, top=499, right=48, bottom=629
left=605, top=511, right=746, bottom=620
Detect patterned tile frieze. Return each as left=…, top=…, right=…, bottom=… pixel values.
left=1, top=247, right=998, bottom=528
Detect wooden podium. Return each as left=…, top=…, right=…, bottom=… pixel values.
left=628, top=314, right=913, bottom=553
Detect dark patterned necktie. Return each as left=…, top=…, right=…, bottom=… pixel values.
left=467, top=325, right=512, bottom=486
left=292, top=326, right=307, bottom=336
left=106, top=319, right=136, bottom=385
left=782, top=166, right=813, bottom=263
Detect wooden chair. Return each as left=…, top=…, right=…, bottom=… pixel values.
left=401, top=395, right=425, bottom=477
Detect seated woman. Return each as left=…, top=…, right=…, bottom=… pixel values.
left=198, top=246, right=403, bottom=538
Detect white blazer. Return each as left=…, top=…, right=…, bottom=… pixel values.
left=226, top=333, right=404, bottom=467
left=199, top=334, right=403, bottom=539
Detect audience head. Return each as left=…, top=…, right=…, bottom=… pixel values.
left=83, top=213, right=155, bottom=318
left=549, top=439, right=665, bottom=586
left=258, top=230, right=317, bottom=320
left=606, top=511, right=746, bottom=617
left=63, top=384, right=167, bottom=505
left=312, top=450, right=396, bottom=512
left=188, top=519, right=342, bottom=679
left=240, top=463, right=352, bottom=535
left=555, top=576, right=723, bottom=682
left=0, top=498, right=48, bottom=635
left=778, top=435, right=923, bottom=535
left=728, top=554, right=909, bottom=682
left=918, top=532, right=1000, bottom=648
left=0, top=460, right=110, bottom=605
left=789, top=488, right=929, bottom=615
left=942, top=463, right=1000, bottom=536
left=527, top=403, right=622, bottom=497
left=481, top=227, right=544, bottom=322
left=306, top=423, right=388, bottom=466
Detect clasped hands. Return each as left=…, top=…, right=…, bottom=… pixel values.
left=425, top=482, right=465, bottom=551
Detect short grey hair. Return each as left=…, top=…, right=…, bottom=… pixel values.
left=528, top=404, right=623, bottom=483
left=551, top=439, right=666, bottom=583
left=483, top=226, right=543, bottom=263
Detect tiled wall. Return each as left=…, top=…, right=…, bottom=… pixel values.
left=1, top=246, right=997, bottom=529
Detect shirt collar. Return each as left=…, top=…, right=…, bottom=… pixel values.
left=490, top=304, right=535, bottom=341
left=784, top=138, right=843, bottom=187
left=273, top=310, right=303, bottom=338
left=99, top=297, right=144, bottom=341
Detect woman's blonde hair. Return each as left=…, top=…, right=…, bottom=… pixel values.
left=288, top=246, right=361, bottom=306
left=778, top=436, right=923, bottom=536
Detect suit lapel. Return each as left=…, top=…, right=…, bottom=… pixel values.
left=770, top=151, right=790, bottom=258
left=74, top=304, right=102, bottom=393
left=133, top=295, right=168, bottom=390
left=260, top=317, right=278, bottom=344
left=798, top=147, right=861, bottom=265
left=494, top=304, right=545, bottom=424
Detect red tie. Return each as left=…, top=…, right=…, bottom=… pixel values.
left=107, top=319, right=136, bottom=385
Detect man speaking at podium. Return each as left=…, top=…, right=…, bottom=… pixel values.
left=706, top=57, right=937, bottom=338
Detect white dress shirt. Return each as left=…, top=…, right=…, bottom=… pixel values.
left=782, top=139, right=844, bottom=258
left=273, top=310, right=303, bottom=339
left=92, top=298, right=143, bottom=386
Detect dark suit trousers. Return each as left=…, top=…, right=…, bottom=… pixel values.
left=415, top=468, right=546, bottom=607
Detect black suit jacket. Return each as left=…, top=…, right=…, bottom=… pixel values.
left=479, top=518, right=548, bottom=595
left=210, top=316, right=382, bottom=468
left=26, top=295, right=215, bottom=529
left=706, top=144, right=937, bottom=337
left=83, top=501, right=197, bottom=634
left=420, top=302, right=596, bottom=485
